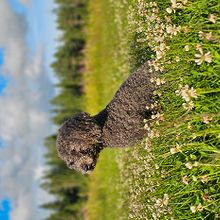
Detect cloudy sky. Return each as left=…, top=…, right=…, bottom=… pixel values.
left=0, top=0, right=59, bottom=219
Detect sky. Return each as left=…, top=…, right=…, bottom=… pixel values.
left=0, top=0, right=60, bottom=219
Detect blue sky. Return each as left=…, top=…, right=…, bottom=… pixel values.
left=0, top=48, right=4, bottom=65
left=0, top=0, right=58, bottom=219
left=0, top=199, right=11, bottom=220
left=0, top=48, right=8, bottom=96
left=6, top=0, right=26, bottom=13
left=0, top=75, right=8, bottom=96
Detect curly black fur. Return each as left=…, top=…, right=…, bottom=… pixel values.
left=57, top=62, right=157, bottom=174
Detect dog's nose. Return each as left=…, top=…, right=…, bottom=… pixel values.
left=82, top=164, right=93, bottom=172
left=82, top=164, right=89, bottom=172
left=82, top=164, right=94, bottom=172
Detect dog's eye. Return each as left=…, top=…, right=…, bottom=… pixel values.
left=81, top=149, right=92, bottom=155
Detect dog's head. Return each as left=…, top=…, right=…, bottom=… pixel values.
left=56, top=112, right=103, bottom=174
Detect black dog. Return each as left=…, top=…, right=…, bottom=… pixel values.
left=57, top=62, right=157, bottom=174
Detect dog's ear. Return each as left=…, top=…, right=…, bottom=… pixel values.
left=57, top=111, right=103, bottom=155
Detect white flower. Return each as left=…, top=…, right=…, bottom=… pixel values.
left=182, top=101, right=195, bottom=110
left=182, top=175, right=189, bottom=185
left=155, top=198, right=163, bottom=207
left=170, top=147, right=177, bottom=154
left=145, top=137, right=152, bottom=148
left=165, top=15, right=172, bottom=23
left=176, top=143, right=181, bottom=151
left=188, top=87, right=197, bottom=99
left=199, top=32, right=213, bottom=41
left=163, top=194, right=169, bottom=206
left=190, top=206, right=197, bottom=213
left=195, top=51, right=212, bottom=65
left=167, top=0, right=185, bottom=14
left=176, top=56, right=180, bottom=62
left=166, top=25, right=181, bottom=36
left=190, top=204, right=203, bottom=213
left=185, top=162, right=193, bottom=169
left=155, top=164, right=160, bottom=169
left=144, top=123, right=151, bottom=131
left=155, top=194, right=169, bottom=208
left=156, top=50, right=164, bottom=59
left=166, top=7, right=173, bottom=14
left=170, top=144, right=182, bottom=154
left=198, top=31, right=205, bottom=39
left=176, top=84, right=189, bottom=100
left=176, top=84, right=197, bottom=103
left=155, top=112, right=165, bottom=121
left=148, top=130, right=160, bottom=139
left=184, top=45, right=190, bottom=51
left=175, top=89, right=181, bottom=96
left=201, top=175, right=208, bottom=183
left=159, top=43, right=169, bottom=51
left=197, top=203, right=203, bottom=212
left=208, top=14, right=217, bottom=23
left=206, top=32, right=213, bottom=41
left=196, top=44, right=203, bottom=54
left=192, top=176, right=198, bottom=181
left=171, top=0, right=178, bottom=9
left=150, top=77, right=155, bottom=83
left=155, top=78, right=166, bottom=85
left=181, top=90, right=190, bottom=102
left=202, top=115, right=213, bottom=124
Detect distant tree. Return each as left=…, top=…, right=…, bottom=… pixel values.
left=41, top=0, right=89, bottom=219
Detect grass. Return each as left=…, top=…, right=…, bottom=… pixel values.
left=84, top=0, right=131, bottom=219
left=84, top=0, right=220, bottom=219
left=84, top=0, right=130, bottom=114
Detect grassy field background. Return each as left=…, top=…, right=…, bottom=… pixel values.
left=84, top=0, right=220, bottom=219
left=84, top=0, right=130, bottom=219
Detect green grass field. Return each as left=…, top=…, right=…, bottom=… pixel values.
left=84, top=0, right=220, bottom=219
left=84, top=1, right=130, bottom=219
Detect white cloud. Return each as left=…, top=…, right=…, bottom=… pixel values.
left=10, top=194, right=34, bottom=220
left=25, top=47, right=44, bottom=79
left=34, top=165, right=46, bottom=181
left=0, top=96, right=29, bottom=141
left=0, top=1, right=55, bottom=220
left=0, top=3, right=27, bottom=77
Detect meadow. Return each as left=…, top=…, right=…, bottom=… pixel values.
left=84, top=0, right=220, bottom=219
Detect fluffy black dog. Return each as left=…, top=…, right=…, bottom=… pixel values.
left=57, top=62, right=157, bottom=174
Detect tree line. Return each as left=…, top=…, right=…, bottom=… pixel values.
left=41, top=0, right=89, bottom=219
